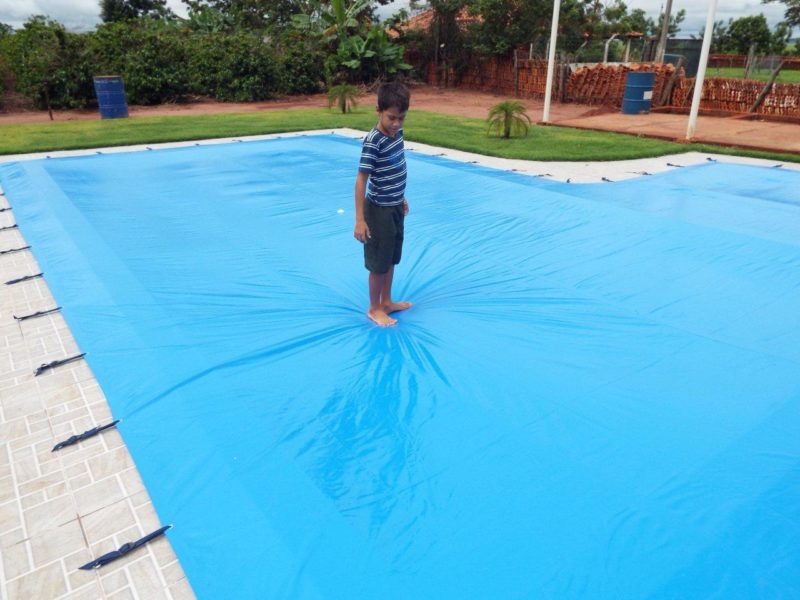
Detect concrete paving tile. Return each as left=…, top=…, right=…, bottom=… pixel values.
left=18, top=472, right=66, bottom=498
left=6, top=560, right=68, bottom=599
left=119, top=468, right=145, bottom=498
left=1, top=538, right=31, bottom=580
left=107, top=587, right=135, bottom=600
left=81, top=499, right=136, bottom=543
left=74, top=476, right=126, bottom=517
left=0, top=527, right=25, bottom=548
left=39, top=382, right=83, bottom=410
left=161, top=560, right=185, bottom=586
left=128, top=555, right=170, bottom=599
left=100, top=568, right=129, bottom=595
left=29, top=518, right=85, bottom=567
left=0, top=501, right=24, bottom=538
left=167, top=577, right=195, bottom=600
left=60, top=581, right=105, bottom=600
left=65, top=549, right=98, bottom=591
left=0, top=476, right=14, bottom=503
left=23, top=493, right=77, bottom=537
left=87, top=447, right=133, bottom=482
left=20, top=490, right=46, bottom=510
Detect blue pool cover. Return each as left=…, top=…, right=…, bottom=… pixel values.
left=2, top=135, right=799, bottom=598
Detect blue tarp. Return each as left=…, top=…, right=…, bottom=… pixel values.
left=2, top=135, right=799, bottom=598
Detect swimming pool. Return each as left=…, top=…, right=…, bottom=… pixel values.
left=2, top=134, right=799, bottom=598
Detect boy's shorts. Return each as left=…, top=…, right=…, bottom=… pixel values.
left=363, top=200, right=404, bottom=274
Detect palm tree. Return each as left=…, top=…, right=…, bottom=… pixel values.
left=328, top=83, right=359, bottom=113
left=487, top=100, right=532, bottom=139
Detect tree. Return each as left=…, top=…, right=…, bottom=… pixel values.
left=185, top=0, right=317, bottom=30
left=0, top=22, right=13, bottom=37
left=100, top=0, right=174, bottom=22
left=763, top=0, right=800, bottom=29
left=768, top=20, right=793, bottom=53
left=4, top=17, right=66, bottom=119
left=726, top=14, right=772, bottom=53
left=487, top=100, right=531, bottom=138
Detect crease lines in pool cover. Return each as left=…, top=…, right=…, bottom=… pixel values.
left=126, top=324, right=357, bottom=417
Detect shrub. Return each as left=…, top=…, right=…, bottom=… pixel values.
left=487, top=100, right=531, bottom=138
left=2, top=17, right=93, bottom=112
left=87, top=21, right=190, bottom=105
left=327, top=83, right=358, bottom=113
left=187, top=32, right=281, bottom=101
left=277, top=32, right=325, bottom=95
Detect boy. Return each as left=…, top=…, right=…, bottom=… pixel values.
left=354, top=82, right=412, bottom=327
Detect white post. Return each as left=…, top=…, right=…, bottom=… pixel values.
left=686, top=0, right=718, bottom=140
left=542, top=0, right=562, bottom=123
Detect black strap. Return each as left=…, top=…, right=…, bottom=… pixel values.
left=52, top=420, right=120, bottom=452
left=34, top=353, right=86, bottom=376
left=0, top=246, right=30, bottom=256
left=5, top=272, right=43, bottom=285
left=14, top=306, right=61, bottom=321
left=79, top=525, right=172, bottom=570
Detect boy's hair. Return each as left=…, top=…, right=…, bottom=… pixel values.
left=377, top=82, right=410, bottom=113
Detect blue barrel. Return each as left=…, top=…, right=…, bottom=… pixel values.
left=93, top=76, right=129, bottom=119
left=621, top=71, right=656, bottom=115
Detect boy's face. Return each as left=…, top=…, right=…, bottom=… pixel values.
left=376, top=106, right=407, bottom=138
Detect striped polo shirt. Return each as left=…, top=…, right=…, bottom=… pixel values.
left=359, top=127, right=406, bottom=206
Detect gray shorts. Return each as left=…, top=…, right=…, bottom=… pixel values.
left=363, top=201, right=404, bottom=274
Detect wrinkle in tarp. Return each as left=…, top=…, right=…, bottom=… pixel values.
left=1, top=135, right=799, bottom=599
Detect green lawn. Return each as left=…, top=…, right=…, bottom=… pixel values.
left=1, top=107, right=798, bottom=164
left=707, top=66, right=800, bottom=84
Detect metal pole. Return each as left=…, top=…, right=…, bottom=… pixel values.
left=542, top=0, right=561, bottom=123
left=686, top=0, right=718, bottom=140
left=655, top=0, right=673, bottom=64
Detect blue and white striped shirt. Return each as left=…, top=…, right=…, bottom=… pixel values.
left=359, top=127, right=407, bottom=206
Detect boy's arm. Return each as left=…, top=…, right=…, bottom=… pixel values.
left=354, top=171, right=370, bottom=242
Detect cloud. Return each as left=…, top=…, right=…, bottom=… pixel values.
left=0, top=0, right=189, bottom=31
left=0, top=0, right=790, bottom=34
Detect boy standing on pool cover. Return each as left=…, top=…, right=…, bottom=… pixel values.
left=354, top=82, right=412, bottom=327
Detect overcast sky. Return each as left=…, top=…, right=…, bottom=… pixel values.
left=0, top=0, right=791, bottom=35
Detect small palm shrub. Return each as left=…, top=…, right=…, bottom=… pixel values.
left=327, top=83, right=358, bottom=113
left=487, top=100, right=532, bottom=139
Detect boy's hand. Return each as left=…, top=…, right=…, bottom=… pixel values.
left=354, top=219, right=371, bottom=243
left=403, top=199, right=409, bottom=215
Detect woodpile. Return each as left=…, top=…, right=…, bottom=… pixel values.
left=672, top=77, right=800, bottom=116
left=566, top=63, right=676, bottom=107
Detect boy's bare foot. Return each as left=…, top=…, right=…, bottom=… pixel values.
left=383, top=301, right=412, bottom=314
left=368, top=308, right=397, bottom=327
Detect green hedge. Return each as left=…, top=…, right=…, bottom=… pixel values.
left=0, top=19, right=327, bottom=109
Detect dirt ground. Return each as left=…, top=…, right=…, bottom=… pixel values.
left=0, top=85, right=598, bottom=125
left=1, top=84, right=796, bottom=155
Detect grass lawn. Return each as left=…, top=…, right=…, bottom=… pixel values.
left=1, top=107, right=798, bottom=164
left=708, top=66, right=800, bottom=84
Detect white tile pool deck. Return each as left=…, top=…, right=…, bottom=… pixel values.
left=1, top=129, right=797, bottom=599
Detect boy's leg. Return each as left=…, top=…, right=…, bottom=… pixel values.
left=368, top=271, right=397, bottom=327
left=381, top=265, right=412, bottom=314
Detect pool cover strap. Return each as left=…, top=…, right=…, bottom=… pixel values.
left=35, top=352, right=86, bottom=376
left=79, top=525, right=172, bottom=570
left=0, top=245, right=30, bottom=256
left=5, top=272, right=43, bottom=285
left=14, top=306, right=61, bottom=321
left=52, top=419, right=120, bottom=452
